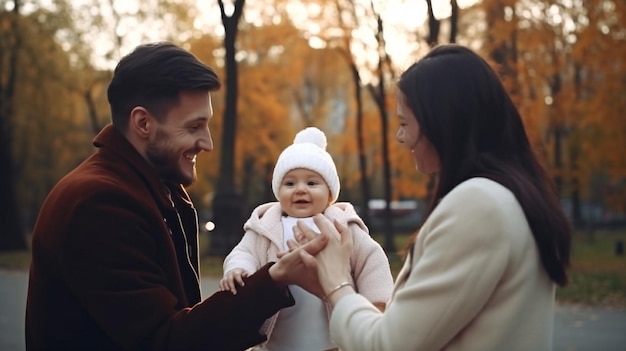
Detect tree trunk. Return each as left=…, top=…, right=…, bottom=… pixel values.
left=349, top=61, right=371, bottom=226
left=210, top=0, right=246, bottom=256
left=553, top=126, right=563, bottom=196
left=425, top=0, right=441, bottom=47
left=570, top=63, right=583, bottom=228
left=551, top=54, right=564, bottom=197
left=449, top=0, right=459, bottom=43
left=84, top=87, right=101, bottom=135
left=332, top=0, right=373, bottom=226
left=0, top=0, right=27, bottom=251
left=369, top=4, right=395, bottom=254
left=263, top=162, right=273, bottom=203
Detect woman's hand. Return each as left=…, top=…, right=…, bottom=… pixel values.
left=296, top=214, right=354, bottom=298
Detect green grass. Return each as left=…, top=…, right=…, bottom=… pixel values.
left=0, top=250, right=31, bottom=270
left=200, top=255, right=227, bottom=277
left=4, top=229, right=625, bottom=307
left=555, top=230, right=626, bottom=306
left=373, top=230, right=626, bottom=307
left=372, top=230, right=626, bottom=307
left=370, top=232, right=413, bottom=276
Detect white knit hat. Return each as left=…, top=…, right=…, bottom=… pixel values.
left=272, top=127, right=340, bottom=203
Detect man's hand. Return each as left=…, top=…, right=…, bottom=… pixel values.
left=268, top=229, right=328, bottom=298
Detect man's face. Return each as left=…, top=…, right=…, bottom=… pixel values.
left=146, top=91, right=213, bottom=186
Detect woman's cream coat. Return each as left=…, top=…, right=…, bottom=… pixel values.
left=330, top=178, right=555, bottom=351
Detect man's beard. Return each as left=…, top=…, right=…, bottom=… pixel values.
left=146, top=133, right=195, bottom=186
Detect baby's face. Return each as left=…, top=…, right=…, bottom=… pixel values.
left=278, top=168, right=331, bottom=218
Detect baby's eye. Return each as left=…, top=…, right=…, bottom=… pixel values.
left=307, top=180, right=319, bottom=186
left=284, top=181, right=295, bottom=186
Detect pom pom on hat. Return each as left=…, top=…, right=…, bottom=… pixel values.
left=272, top=127, right=340, bottom=203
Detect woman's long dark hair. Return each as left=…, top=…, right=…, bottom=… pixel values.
left=398, top=44, right=571, bottom=286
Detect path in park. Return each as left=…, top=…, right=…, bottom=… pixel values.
left=1, top=269, right=625, bottom=351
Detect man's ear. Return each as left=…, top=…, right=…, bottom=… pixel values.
left=129, top=106, right=152, bottom=139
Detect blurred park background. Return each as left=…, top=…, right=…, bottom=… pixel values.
left=0, top=0, right=624, bottom=306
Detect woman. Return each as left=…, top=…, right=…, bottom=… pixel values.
left=294, top=44, right=571, bottom=351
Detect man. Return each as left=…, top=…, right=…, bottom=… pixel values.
left=25, top=42, right=325, bottom=351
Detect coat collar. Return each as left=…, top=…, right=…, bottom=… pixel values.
left=92, top=124, right=191, bottom=212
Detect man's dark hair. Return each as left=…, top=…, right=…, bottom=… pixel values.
left=107, top=42, right=221, bottom=130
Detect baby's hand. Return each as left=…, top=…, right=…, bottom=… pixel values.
left=219, top=269, right=249, bottom=295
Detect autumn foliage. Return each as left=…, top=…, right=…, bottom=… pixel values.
left=1, top=0, right=625, bottom=250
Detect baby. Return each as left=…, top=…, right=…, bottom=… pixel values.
left=219, top=127, right=394, bottom=351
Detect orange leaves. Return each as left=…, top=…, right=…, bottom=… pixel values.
left=477, top=0, right=626, bottom=213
